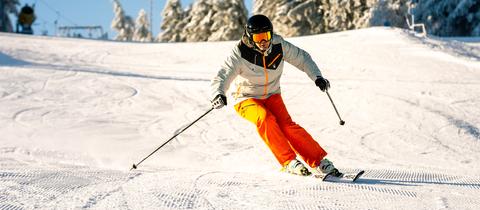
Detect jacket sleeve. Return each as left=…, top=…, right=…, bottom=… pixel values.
left=280, top=36, right=323, bottom=81
left=210, top=46, right=241, bottom=100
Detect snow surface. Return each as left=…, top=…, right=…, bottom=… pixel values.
left=1, top=27, right=480, bottom=209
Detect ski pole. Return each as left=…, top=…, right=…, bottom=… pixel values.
left=130, top=107, right=214, bottom=170
left=325, top=90, right=345, bottom=126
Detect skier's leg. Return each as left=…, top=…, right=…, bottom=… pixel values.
left=264, top=94, right=327, bottom=168
left=234, top=98, right=297, bottom=166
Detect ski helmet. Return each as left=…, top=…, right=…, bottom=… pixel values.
left=245, top=15, right=273, bottom=42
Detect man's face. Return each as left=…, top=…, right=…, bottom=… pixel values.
left=255, top=40, right=271, bottom=52
left=252, top=31, right=272, bottom=52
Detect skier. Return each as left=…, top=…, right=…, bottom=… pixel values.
left=210, top=15, right=341, bottom=177
left=17, top=4, right=36, bottom=34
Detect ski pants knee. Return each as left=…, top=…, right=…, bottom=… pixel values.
left=234, top=94, right=327, bottom=168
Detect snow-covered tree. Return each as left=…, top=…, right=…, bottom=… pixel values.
left=183, top=0, right=213, bottom=42
left=414, top=0, right=480, bottom=36
left=175, top=0, right=479, bottom=38
left=252, top=0, right=277, bottom=19
left=284, top=0, right=323, bottom=36
left=133, top=9, right=152, bottom=42
left=0, top=0, right=19, bottom=32
left=350, top=0, right=379, bottom=29
left=157, top=0, right=185, bottom=42
left=183, top=0, right=247, bottom=42
left=111, top=0, right=134, bottom=41
left=253, top=0, right=373, bottom=37
left=369, top=0, right=409, bottom=28
left=273, top=0, right=329, bottom=37
left=177, top=4, right=193, bottom=41
left=253, top=0, right=290, bottom=36
left=208, top=0, right=248, bottom=41
left=319, top=0, right=377, bottom=33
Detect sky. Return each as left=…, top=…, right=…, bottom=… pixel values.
left=18, top=0, right=253, bottom=38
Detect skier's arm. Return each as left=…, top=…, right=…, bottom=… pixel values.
left=210, top=46, right=241, bottom=101
left=281, top=36, right=323, bottom=82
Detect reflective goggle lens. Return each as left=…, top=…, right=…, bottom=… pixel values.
left=252, top=31, right=271, bottom=43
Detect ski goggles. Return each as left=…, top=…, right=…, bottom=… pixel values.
left=252, top=31, right=272, bottom=43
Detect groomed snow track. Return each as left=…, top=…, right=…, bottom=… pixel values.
left=1, top=158, right=480, bottom=209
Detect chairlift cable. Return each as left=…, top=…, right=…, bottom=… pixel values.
left=37, top=0, right=77, bottom=26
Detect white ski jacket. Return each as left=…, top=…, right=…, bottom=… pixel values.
left=211, top=34, right=323, bottom=104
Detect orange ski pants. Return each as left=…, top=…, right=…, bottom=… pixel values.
left=234, top=94, right=327, bottom=168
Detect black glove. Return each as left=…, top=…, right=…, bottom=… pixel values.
left=211, top=94, right=227, bottom=109
left=315, top=77, right=330, bottom=92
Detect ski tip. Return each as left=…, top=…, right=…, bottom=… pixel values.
left=353, top=170, right=365, bottom=182
left=322, top=172, right=335, bottom=181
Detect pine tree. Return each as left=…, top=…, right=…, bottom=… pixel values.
left=111, top=0, right=134, bottom=41
left=157, top=0, right=184, bottom=42
left=252, top=0, right=384, bottom=36
left=414, top=0, right=480, bottom=36
left=0, top=0, right=19, bottom=32
left=253, top=0, right=290, bottom=36
left=183, top=0, right=212, bottom=42
left=320, top=0, right=375, bottom=33
left=178, top=0, right=478, bottom=38
left=133, top=9, right=152, bottom=42
left=183, top=0, right=247, bottom=42
left=178, top=4, right=192, bottom=41
left=279, top=0, right=328, bottom=37
left=286, top=0, right=323, bottom=36
left=208, top=0, right=248, bottom=41
left=351, top=0, right=379, bottom=29
left=252, top=0, right=278, bottom=20
left=369, top=0, right=409, bottom=28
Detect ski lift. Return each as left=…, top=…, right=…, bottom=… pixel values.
left=57, top=26, right=108, bottom=40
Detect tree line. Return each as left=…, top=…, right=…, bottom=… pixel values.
left=139, top=0, right=480, bottom=42
left=1, top=0, right=479, bottom=40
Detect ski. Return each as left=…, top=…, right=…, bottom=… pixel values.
left=312, top=170, right=365, bottom=182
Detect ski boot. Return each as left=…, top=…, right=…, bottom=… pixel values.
left=317, top=158, right=343, bottom=177
left=282, top=159, right=311, bottom=176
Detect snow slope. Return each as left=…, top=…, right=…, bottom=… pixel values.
left=1, top=27, right=480, bottom=209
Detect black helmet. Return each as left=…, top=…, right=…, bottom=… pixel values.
left=21, top=4, right=34, bottom=15
left=245, top=15, right=273, bottom=38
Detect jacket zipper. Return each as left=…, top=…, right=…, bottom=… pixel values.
left=262, top=55, right=268, bottom=99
